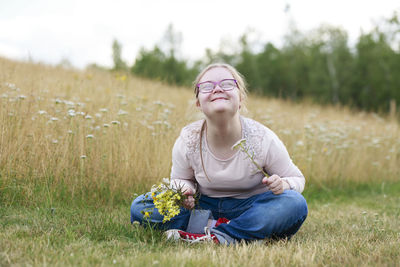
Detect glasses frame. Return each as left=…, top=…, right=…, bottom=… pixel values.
left=196, top=79, right=238, bottom=94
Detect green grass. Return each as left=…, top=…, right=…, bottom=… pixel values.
left=1, top=185, right=399, bottom=266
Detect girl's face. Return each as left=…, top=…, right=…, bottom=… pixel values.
left=196, top=67, right=241, bottom=118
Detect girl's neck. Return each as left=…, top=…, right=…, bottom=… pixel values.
left=205, top=113, right=242, bottom=148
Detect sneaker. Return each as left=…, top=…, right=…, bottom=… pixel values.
left=215, top=217, right=230, bottom=227
left=165, top=227, right=219, bottom=244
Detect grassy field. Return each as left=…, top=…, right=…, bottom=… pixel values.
left=0, top=57, right=399, bottom=266
left=1, top=188, right=399, bottom=266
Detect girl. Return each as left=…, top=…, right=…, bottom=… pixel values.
left=131, top=63, right=308, bottom=244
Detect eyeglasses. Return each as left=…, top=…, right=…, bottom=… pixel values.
left=196, top=79, right=237, bottom=94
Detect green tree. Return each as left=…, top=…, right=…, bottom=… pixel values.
left=353, top=30, right=397, bottom=111
left=236, top=33, right=261, bottom=93
left=306, top=25, right=354, bottom=105
left=112, top=39, right=127, bottom=71
left=131, top=46, right=166, bottom=80
left=131, top=24, right=198, bottom=86
left=256, top=42, right=284, bottom=97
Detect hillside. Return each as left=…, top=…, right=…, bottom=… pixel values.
left=0, top=57, right=399, bottom=205
left=1, top=57, right=400, bottom=266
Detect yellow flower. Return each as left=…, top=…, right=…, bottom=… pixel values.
left=144, top=178, right=198, bottom=223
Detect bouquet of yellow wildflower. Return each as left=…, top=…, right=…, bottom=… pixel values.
left=143, top=178, right=197, bottom=223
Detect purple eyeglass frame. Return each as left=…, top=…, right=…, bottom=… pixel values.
left=196, top=79, right=238, bottom=93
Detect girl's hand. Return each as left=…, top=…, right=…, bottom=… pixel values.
left=182, top=187, right=195, bottom=210
left=262, top=174, right=289, bottom=195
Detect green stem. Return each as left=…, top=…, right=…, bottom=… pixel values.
left=239, top=143, right=269, bottom=178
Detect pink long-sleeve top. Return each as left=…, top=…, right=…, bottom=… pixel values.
left=170, top=116, right=305, bottom=199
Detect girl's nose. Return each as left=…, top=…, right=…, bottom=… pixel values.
left=212, top=84, right=224, bottom=93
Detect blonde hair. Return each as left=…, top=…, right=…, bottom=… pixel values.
left=193, top=63, right=248, bottom=112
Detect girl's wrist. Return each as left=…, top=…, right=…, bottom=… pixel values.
left=282, top=180, right=291, bottom=191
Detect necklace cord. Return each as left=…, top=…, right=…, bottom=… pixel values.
left=200, top=120, right=211, bottom=182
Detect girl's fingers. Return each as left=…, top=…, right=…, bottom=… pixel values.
left=270, top=178, right=279, bottom=187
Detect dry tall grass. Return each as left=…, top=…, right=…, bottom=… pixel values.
left=0, top=57, right=399, bottom=205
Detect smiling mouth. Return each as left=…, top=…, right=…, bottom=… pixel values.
left=211, top=98, right=227, bottom=102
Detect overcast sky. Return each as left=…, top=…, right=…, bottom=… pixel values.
left=1, top=0, right=399, bottom=69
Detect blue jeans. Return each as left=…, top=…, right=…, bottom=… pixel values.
left=131, top=190, right=308, bottom=244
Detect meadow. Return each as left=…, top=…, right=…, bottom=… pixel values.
left=0, top=57, right=399, bottom=266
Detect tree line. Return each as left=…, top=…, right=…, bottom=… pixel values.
left=108, top=13, right=400, bottom=115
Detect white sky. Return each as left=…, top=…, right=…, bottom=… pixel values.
left=1, top=0, right=399, bottom=69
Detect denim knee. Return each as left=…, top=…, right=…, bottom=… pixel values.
left=130, top=194, right=148, bottom=223
left=285, top=190, right=308, bottom=219
left=254, top=190, right=308, bottom=222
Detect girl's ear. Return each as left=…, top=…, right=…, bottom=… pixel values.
left=196, top=99, right=200, bottom=108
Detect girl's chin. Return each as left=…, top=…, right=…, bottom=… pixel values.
left=204, top=107, right=238, bottom=117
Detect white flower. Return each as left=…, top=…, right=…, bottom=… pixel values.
left=51, top=117, right=59, bottom=121
left=167, top=103, right=175, bottom=109
left=296, top=141, right=304, bottom=146
left=95, top=113, right=102, bottom=118
left=68, top=109, right=76, bottom=117
left=80, top=155, right=87, bottom=159
left=38, top=110, right=47, bottom=115
left=153, top=100, right=164, bottom=106
left=86, top=134, right=94, bottom=139
left=372, top=138, right=380, bottom=145
left=65, top=100, right=75, bottom=106
left=99, top=108, right=108, bottom=113
left=52, top=139, right=58, bottom=144
left=18, top=95, right=27, bottom=100
left=103, top=124, right=110, bottom=128
left=85, top=115, right=92, bottom=119
left=5, top=82, right=16, bottom=89
left=162, top=177, right=171, bottom=185
left=118, top=109, right=128, bottom=116
left=163, top=121, right=171, bottom=128
left=111, top=121, right=120, bottom=125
